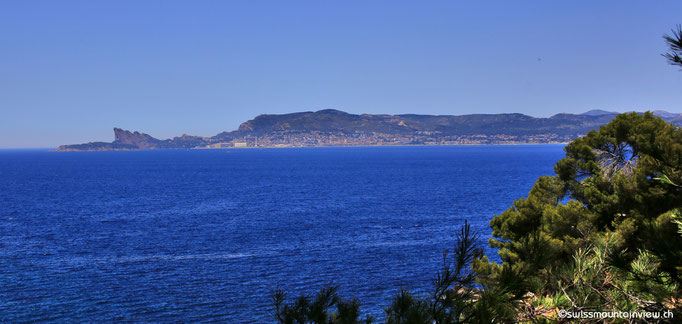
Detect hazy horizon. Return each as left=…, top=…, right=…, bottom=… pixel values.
left=6, top=108, right=678, bottom=149
left=2, top=1, right=682, bottom=148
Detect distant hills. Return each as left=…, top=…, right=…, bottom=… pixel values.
left=56, top=110, right=682, bottom=151
left=580, top=109, right=619, bottom=116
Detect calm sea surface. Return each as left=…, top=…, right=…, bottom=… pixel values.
left=0, top=145, right=565, bottom=322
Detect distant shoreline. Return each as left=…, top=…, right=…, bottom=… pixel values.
left=57, top=110, right=682, bottom=152
left=49, top=142, right=569, bottom=152
left=54, top=109, right=632, bottom=152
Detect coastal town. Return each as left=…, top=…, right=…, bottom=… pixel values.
left=201, top=131, right=570, bottom=149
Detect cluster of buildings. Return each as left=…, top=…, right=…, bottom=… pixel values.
left=200, top=131, right=572, bottom=149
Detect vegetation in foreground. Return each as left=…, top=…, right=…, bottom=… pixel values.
left=270, top=26, right=682, bottom=323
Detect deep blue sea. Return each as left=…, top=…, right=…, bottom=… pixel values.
left=0, top=145, right=565, bottom=322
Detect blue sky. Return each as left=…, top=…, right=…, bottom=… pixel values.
left=1, top=1, right=681, bottom=148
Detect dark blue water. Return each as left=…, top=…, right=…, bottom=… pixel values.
left=0, top=145, right=565, bottom=322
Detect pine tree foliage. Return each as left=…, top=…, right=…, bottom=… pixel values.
left=478, top=111, right=682, bottom=287
left=272, top=286, right=375, bottom=324
left=664, top=25, right=682, bottom=68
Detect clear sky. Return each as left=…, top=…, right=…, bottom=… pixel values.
left=1, top=0, right=681, bottom=148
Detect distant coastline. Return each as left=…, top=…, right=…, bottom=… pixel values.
left=56, top=109, right=681, bottom=151
left=188, top=142, right=572, bottom=150
left=54, top=142, right=571, bottom=152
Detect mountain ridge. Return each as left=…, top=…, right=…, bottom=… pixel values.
left=56, top=110, right=681, bottom=151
